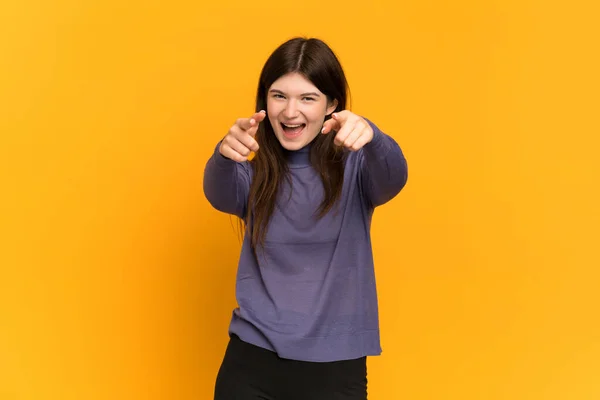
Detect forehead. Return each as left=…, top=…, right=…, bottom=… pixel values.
left=269, top=72, right=322, bottom=94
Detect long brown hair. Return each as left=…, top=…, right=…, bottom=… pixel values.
left=245, top=37, right=349, bottom=251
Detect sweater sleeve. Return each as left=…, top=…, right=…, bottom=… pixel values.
left=358, top=119, right=408, bottom=207
left=203, top=141, right=251, bottom=219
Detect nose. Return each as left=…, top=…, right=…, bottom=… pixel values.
left=283, top=100, right=299, bottom=119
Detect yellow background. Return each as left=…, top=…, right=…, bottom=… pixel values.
left=1, top=0, right=599, bottom=399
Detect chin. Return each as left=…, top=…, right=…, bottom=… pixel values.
left=274, top=127, right=318, bottom=151
left=277, top=138, right=307, bottom=151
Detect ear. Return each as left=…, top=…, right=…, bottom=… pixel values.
left=326, top=98, right=339, bottom=116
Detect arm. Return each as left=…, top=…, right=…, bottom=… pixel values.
left=203, top=141, right=251, bottom=219
left=203, top=110, right=265, bottom=219
left=358, top=119, right=408, bottom=207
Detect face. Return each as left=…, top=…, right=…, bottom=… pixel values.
left=266, top=72, right=338, bottom=151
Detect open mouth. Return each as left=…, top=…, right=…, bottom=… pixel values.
left=281, top=123, right=306, bottom=138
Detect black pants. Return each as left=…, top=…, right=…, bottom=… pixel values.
left=214, top=334, right=368, bottom=400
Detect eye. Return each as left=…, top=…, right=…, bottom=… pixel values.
left=303, top=97, right=316, bottom=102
left=272, top=94, right=285, bottom=99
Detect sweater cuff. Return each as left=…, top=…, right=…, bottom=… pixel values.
left=212, top=139, right=238, bottom=169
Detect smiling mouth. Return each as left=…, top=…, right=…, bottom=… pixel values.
left=281, top=123, right=306, bottom=137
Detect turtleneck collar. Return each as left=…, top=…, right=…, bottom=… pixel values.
left=284, top=142, right=312, bottom=168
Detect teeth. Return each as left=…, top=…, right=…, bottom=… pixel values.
left=283, top=123, right=303, bottom=128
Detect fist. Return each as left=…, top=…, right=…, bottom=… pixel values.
left=321, top=110, right=373, bottom=151
left=220, top=110, right=266, bottom=162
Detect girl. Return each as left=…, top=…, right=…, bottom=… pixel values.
left=204, top=37, right=408, bottom=400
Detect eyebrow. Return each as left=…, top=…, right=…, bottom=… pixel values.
left=269, top=89, right=321, bottom=97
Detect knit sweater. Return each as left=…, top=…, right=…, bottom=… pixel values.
left=203, top=119, right=408, bottom=362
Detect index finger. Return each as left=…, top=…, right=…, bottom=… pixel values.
left=240, top=110, right=267, bottom=130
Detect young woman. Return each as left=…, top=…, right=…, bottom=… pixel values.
left=204, top=37, right=408, bottom=400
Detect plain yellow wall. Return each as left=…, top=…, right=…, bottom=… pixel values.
left=1, top=0, right=599, bottom=399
